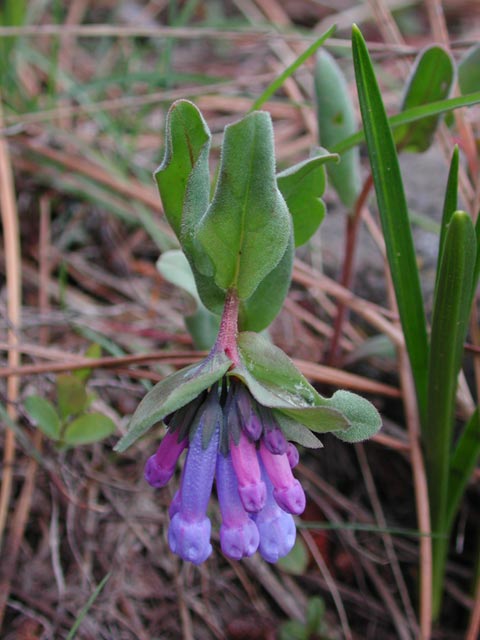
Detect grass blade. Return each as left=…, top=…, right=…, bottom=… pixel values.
left=351, top=25, right=429, bottom=420
left=434, top=146, right=459, bottom=298
left=446, top=408, right=480, bottom=528
left=425, top=211, right=476, bottom=617
left=250, top=26, right=336, bottom=112
left=66, top=572, right=111, bottom=640
left=332, top=90, right=480, bottom=155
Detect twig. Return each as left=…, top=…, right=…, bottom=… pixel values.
left=398, top=346, right=433, bottom=639
left=356, top=443, right=418, bottom=637
left=466, top=568, right=480, bottom=640
left=301, top=529, right=352, bottom=640
left=327, top=173, right=374, bottom=366
left=0, top=95, right=21, bottom=553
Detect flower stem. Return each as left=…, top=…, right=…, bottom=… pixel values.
left=214, top=289, right=240, bottom=365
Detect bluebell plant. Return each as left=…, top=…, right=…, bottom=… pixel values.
left=114, top=100, right=381, bottom=564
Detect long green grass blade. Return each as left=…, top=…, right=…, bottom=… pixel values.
left=351, top=25, right=429, bottom=420
left=425, top=210, right=476, bottom=617
left=250, top=26, right=336, bottom=112
left=332, top=90, right=480, bottom=155
left=66, top=572, right=111, bottom=640
left=446, top=408, right=480, bottom=528
left=434, top=146, right=459, bottom=298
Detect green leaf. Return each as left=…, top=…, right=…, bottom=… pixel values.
left=195, top=111, right=291, bottom=300
left=24, top=395, right=61, bottom=440
left=434, top=146, right=459, bottom=299
left=277, top=537, right=309, bottom=575
left=114, top=352, right=232, bottom=452
left=332, top=90, right=480, bottom=156
left=446, top=408, right=480, bottom=528
left=57, top=374, right=88, bottom=420
left=425, top=211, right=476, bottom=617
left=314, top=49, right=362, bottom=207
left=458, top=44, right=480, bottom=95
left=234, top=331, right=381, bottom=438
left=396, top=45, right=454, bottom=152
left=306, top=597, right=327, bottom=635
left=277, top=151, right=337, bottom=247
left=351, top=25, right=429, bottom=422
left=155, top=100, right=225, bottom=314
left=278, top=621, right=308, bottom=640
left=238, top=232, right=294, bottom=332
left=251, top=26, right=336, bottom=112
left=328, top=390, right=382, bottom=442
left=157, top=249, right=202, bottom=306
left=66, top=572, right=111, bottom=640
left=274, top=412, right=323, bottom=449
left=236, top=332, right=325, bottom=408
left=155, top=99, right=210, bottom=240
left=426, top=211, right=476, bottom=530
left=63, top=413, right=116, bottom=446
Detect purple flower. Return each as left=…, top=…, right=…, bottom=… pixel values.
left=259, top=441, right=306, bottom=515
left=144, top=381, right=305, bottom=565
left=168, top=399, right=220, bottom=565
left=230, top=430, right=267, bottom=513
left=144, top=430, right=188, bottom=488
left=255, top=462, right=296, bottom=562
left=216, top=453, right=259, bottom=559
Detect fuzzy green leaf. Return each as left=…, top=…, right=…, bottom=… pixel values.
left=155, top=100, right=225, bottom=314
left=396, top=45, right=454, bottom=152
left=277, top=151, right=337, bottom=247
left=155, top=99, right=210, bottom=240
left=238, top=232, right=294, bottom=332
left=314, top=49, right=362, bottom=207
left=274, top=412, right=323, bottom=448
left=234, top=332, right=381, bottom=439
left=63, top=413, right=116, bottom=446
left=195, top=111, right=291, bottom=300
left=114, top=352, right=232, bottom=452
left=328, top=390, right=382, bottom=442
left=24, top=395, right=61, bottom=440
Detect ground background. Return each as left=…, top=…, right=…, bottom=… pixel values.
left=0, top=1, right=479, bottom=639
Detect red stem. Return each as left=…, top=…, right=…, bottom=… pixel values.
left=214, top=289, right=240, bottom=366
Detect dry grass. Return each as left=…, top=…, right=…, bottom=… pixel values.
left=0, top=1, right=479, bottom=639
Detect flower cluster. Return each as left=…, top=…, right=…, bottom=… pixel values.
left=115, top=307, right=381, bottom=566
left=144, top=380, right=305, bottom=564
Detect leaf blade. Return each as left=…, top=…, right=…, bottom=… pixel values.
left=24, top=395, right=61, bottom=440
left=63, top=413, right=116, bottom=446
left=114, top=352, right=232, bottom=452
left=351, top=25, right=429, bottom=421
left=195, top=111, right=291, bottom=300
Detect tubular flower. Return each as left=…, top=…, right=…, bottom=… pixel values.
left=143, top=380, right=305, bottom=563
left=115, top=325, right=382, bottom=566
